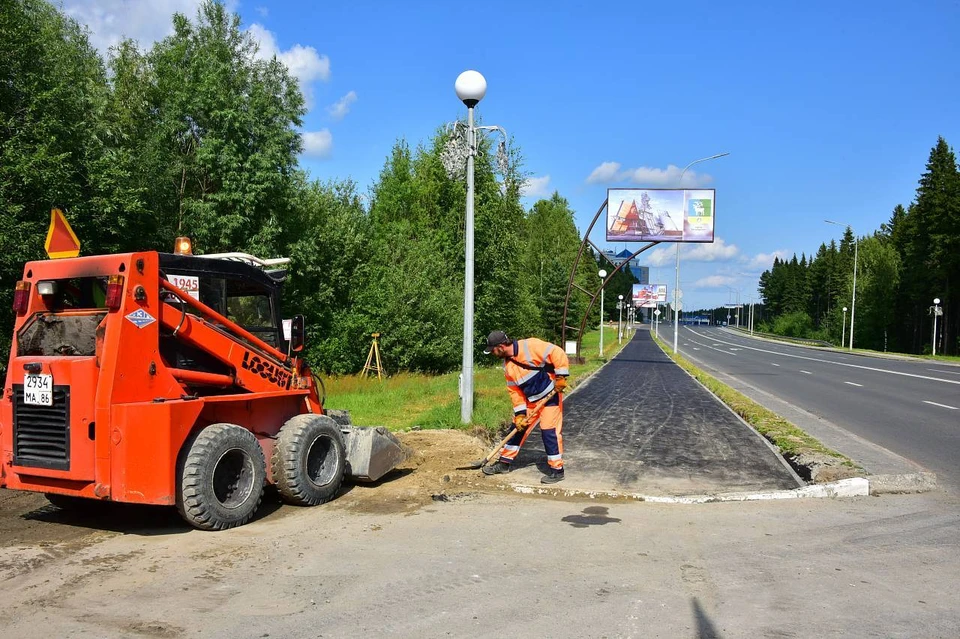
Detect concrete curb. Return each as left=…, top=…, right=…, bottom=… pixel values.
left=509, top=477, right=875, bottom=503
left=867, top=472, right=938, bottom=495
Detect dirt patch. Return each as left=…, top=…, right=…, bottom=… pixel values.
left=330, top=429, right=505, bottom=514
left=0, top=430, right=516, bottom=542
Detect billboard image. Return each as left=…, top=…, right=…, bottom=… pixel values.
left=607, top=188, right=715, bottom=243
left=633, top=284, right=667, bottom=308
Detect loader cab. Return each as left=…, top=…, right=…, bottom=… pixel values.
left=158, top=252, right=287, bottom=350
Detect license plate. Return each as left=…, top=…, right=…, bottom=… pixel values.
left=23, top=374, right=53, bottom=406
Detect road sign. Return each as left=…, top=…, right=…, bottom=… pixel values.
left=44, top=208, right=80, bottom=259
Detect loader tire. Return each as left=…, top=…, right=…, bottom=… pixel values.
left=272, top=414, right=345, bottom=506
left=176, top=423, right=266, bottom=531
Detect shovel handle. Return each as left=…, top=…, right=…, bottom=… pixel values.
left=481, top=388, right=559, bottom=466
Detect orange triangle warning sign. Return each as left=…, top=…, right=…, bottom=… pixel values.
left=44, top=208, right=81, bottom=259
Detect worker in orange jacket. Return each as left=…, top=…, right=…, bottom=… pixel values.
left=482, top=330, right=570, bottom=484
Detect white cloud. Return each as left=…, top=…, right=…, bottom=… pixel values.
left=255, top=6, right=269, bottom=17
left=328, top=91, right=358, bottom=120
left=694, top=274, right=739, bottom=288
left=63, top=0, right=214, bottom=54
left=63, top=4, right=332, bottom=111
left=247, top=24, right=330, bottom=107
left=302, top=130, right=333, bottom=158
left=585, top=162, right=713, bottom=187
left=644, top=246, right=678, bottom=267
left=521, top=175, right=552, bottom=198
left=644, top=237, right=739, bottom=267
left=586, top=162, right=622, bottom=185
left=745, top=250, right=789, bottom=270
left=683, top=238, right=739, bottom=262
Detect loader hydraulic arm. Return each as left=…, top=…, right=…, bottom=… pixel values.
left=157, top=279, right=299, bottom=394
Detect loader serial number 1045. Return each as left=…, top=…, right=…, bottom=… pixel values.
left=24, top=374, right=53, bottom=406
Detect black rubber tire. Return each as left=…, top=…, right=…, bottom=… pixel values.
left=271, top=414, right=346, bottom=506
left=176, top=423, right=266, bottom=531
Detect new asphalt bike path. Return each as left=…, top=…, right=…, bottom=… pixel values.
left=505, top=329, right=809, bottom=499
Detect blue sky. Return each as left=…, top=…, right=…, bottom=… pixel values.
left=65, top=0, right=960, bottom=311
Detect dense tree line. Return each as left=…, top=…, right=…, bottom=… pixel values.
left=758, top=137, right=959, bottom=355
left=0, top=0, right=630, bottom=379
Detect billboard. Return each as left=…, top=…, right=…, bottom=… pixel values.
left=633, top=284, right=667, bottom=308
left=607, top=188, right=715, bottom=243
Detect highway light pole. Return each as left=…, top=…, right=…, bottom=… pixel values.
left=842, top=306, right=847, bottom=348
left=825, top=220, right=858, bottom=350
left=932, top=297, right=942, bottom=356
left=674, top=152, right=730, bottom=353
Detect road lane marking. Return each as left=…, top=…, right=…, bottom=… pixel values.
left=923, top=400, right=958, bottom=410
left=771, top=363, right=780, bottom=367
left=801, top=370, right=812, bottom=375
left=680, top=328, right=960, bottom=386
left=844, top=381, right=863, bottom=387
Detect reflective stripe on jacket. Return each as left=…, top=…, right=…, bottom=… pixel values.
left=504, top=338, right=570, bottom=417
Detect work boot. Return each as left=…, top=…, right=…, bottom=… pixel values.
left=540, top=469, right=565, bottom=484
left=482, top=461, right=511, bottom=476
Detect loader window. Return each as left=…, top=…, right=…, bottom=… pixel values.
left=225, top=283, right=278, bottom=348
left=45, top=277, right=109, bottom=310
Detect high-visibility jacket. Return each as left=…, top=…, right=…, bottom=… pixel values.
left=503, top=338, right=570, bottom=419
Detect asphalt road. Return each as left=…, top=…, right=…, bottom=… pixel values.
left=3, top=490, right=959, bottom=638
left=676, top=326, right=960, bottom=491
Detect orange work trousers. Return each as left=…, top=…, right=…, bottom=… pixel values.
left=498, top=399, right=563, bottom=470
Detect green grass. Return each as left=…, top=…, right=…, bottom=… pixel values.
left=323, top=324, right=631, bottom=433
left=650, top=331, right=857, bottom=467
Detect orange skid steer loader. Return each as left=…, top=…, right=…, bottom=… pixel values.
left=0, top=249, right=407, bottom=530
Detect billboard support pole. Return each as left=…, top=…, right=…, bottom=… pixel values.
left=673, top=152, right=730, bottom=354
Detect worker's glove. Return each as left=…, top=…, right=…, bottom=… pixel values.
left=513, top=415, right=528, bottom=432
left=554, top=376, right=568, bottom=393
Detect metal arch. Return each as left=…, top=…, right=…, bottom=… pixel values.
left=560, top=198, right=660, bottom=361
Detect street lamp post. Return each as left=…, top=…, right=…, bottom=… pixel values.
left=450, top=70, right=507, bottom=423
left=825, top=220, right=858, bottom=350
left=933, top=297, right=942, bottom=357
left=842, top=306, right=847, bottom=348
left=674, top=152, right=730, bottom=354
left=453, top=70, right=486, bottom=424
left=598, top=269, right=607, bottom=356
left=618, top=295, right=624, bottom=344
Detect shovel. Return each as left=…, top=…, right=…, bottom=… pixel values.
left=458, top=388, right=558, bottom=470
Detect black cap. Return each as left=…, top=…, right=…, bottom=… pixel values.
left=483, top=330, right=511, bottom=354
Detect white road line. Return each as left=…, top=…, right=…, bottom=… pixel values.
left=844, top=381, right=863, bottom=387
left=801, top=370, right=812, bottom=375
left=923, top=400, right=958, bottom=410
left=681, top=328, right=960, bottom=386
left=771, top=363, right=780, bottom=367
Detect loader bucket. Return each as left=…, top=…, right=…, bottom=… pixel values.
left=341, top=426, right=411, bottom=482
